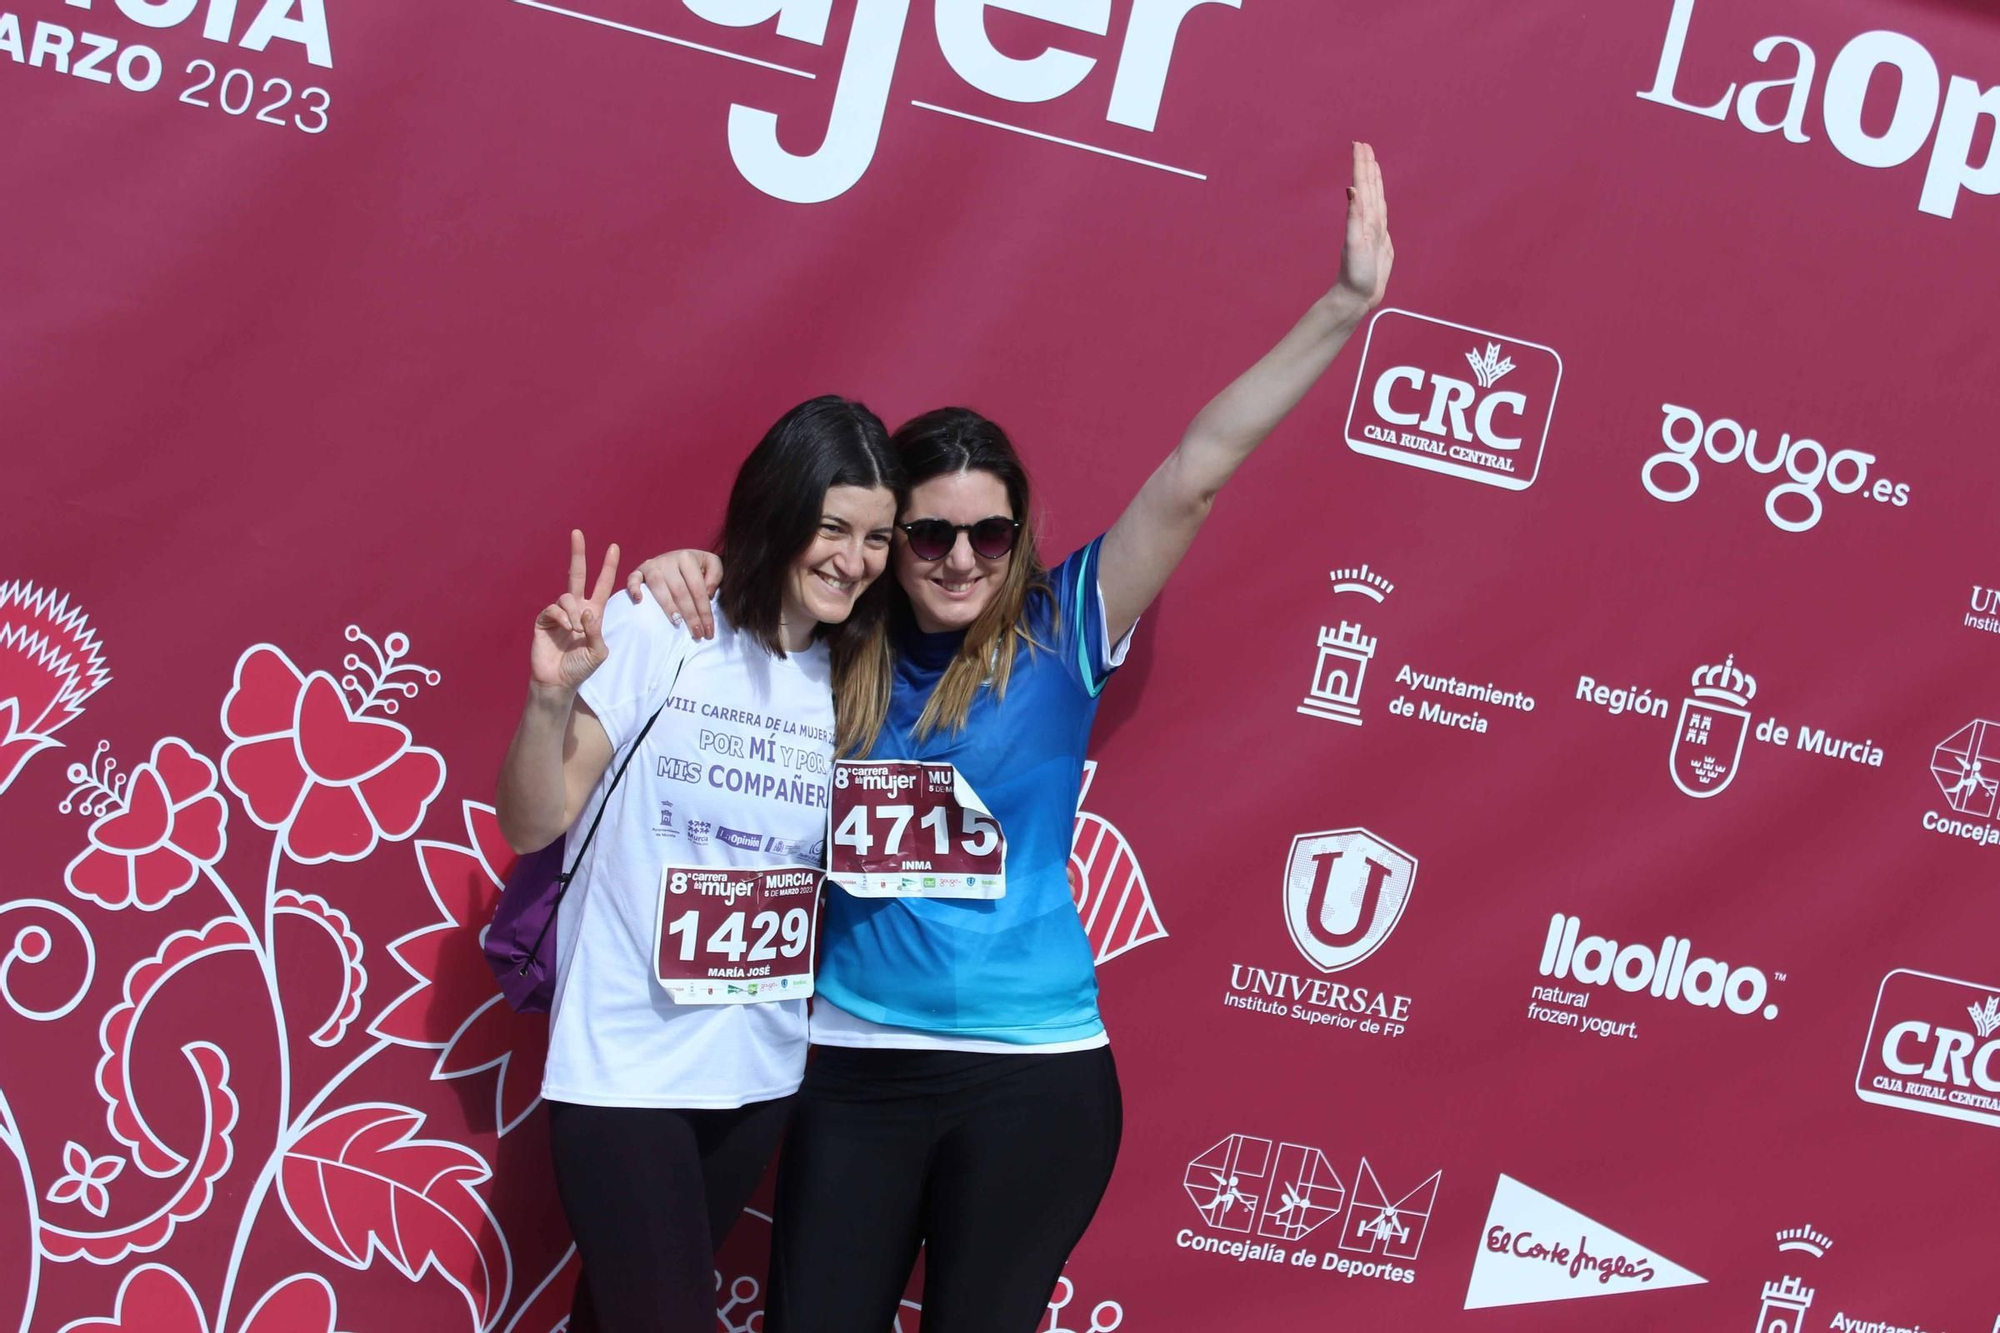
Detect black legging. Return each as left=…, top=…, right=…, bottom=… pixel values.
left=547, top=1096, right=792, bottom=1333
left=764, top=1045, right=1122, bottom=1333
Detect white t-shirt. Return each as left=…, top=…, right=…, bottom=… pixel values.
left=540, top=593, right=834, bottom=1109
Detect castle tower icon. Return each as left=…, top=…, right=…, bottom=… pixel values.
left=1754, top=1276, right=1815, bottom=1333
left=1298, top=622, right=1377, bottom=725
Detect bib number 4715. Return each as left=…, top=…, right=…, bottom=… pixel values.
left=827, top=761, right=1006, bottom=899
left=832, top=803, right=999, bottom=860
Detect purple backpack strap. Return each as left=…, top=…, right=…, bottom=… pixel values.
left=484, top=700, right=668, bottom=1012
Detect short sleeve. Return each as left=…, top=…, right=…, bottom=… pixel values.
left=575, top=592, right=690, bottom=748
left=1050, top=537, right=1136, bottom=699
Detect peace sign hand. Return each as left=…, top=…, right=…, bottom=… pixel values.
left=530, top=529, right=621, bottom=693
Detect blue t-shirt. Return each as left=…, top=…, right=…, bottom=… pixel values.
left=814, top=538, right=1126, bottom=1043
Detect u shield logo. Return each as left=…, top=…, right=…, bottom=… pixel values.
left=1283, top=829, right=1418, bottom=972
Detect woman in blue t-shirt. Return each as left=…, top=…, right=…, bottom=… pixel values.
left=633, top=142, right=1393, bottom=1330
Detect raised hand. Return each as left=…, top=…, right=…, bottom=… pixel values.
left=530, top=529, right=621, bottom=692
left=1334, top=141, right=1393, bottom=310
left=625, top=549, right=724, bottom=641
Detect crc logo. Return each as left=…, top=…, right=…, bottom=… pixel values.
left=1183, top=1133, right=1439, bottom=1257
left=1345, top=309, right=1562, bottom=491
left=1856, top=968, right=2000, bottom=1131
left=1642, top=403, right=1908, bottom=533
left=1282, top=829, right=1416, bottom=973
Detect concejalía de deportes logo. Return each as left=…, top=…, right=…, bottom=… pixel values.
left=1175, top=1131, right=1442, bottom=1287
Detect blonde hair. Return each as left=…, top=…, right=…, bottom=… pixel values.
left=838, top=407, right=1053, bottom=756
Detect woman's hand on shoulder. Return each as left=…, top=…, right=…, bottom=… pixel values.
left=626, top=549, right=724, bottom=640
left=530, top=529, right=620, bottom=693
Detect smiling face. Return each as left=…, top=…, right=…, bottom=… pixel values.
left=779, top=484, right=899, bottom=640
left=896, top=469, right=1015, bottom=633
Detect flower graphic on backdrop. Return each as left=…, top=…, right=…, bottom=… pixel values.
left=62, top=737, right=228, bottom=911
left=372, top=802, right=548, bottom=1135
left=220, top=632, right=445, bottom=863
left=59, top=1263, right=347, bottom=1333
left=44, top=1142, right=125, bottom=1220
left=0, top=580, right=110, bottom=796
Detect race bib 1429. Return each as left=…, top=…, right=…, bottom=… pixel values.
left=652, top=864, right=821, bottom=1005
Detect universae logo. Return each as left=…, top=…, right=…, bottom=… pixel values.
left=1282, top=828, right=1416, bottom=973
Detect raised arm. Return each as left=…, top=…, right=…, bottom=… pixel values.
left=1098, top=141, right=1393, bottom=642
left=495, top=530, right=621, bottom=853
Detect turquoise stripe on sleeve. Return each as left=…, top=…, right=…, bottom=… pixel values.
left=1073, top=556, right=1105, bottom=697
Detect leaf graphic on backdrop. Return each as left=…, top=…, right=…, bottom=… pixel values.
left=1067, top=763, right=1166, bottom=965
left=272, top=890, right=368, bottom=1047
left=370, top=803, right=547, bottom=1136
left=54, top=1264, right=348, bottom=1333
left=278, top=1103, right=510, bottom=1330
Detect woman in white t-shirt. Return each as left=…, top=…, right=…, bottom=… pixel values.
left=495, top=396, right=902, bottom=1333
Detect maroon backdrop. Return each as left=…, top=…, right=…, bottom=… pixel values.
left=5, top=0, right=1999, bottom=1328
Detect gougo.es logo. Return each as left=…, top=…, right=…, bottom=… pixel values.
left=1641, top=403, right=1910, bottom=533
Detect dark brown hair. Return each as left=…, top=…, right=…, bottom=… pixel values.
left=716, top=396, right=902, bottom=705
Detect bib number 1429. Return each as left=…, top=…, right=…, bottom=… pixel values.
left=653, top=865, right=821, bottom=1004
left=827, top=761, right=1006, bottom=899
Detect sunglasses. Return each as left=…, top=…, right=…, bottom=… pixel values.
left=898, top=517, right=1020, bottom=562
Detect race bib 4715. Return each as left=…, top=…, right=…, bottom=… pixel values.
left=653, top=864, right=821, bottom=1004
left=827, top=760, right=1005, bottom=899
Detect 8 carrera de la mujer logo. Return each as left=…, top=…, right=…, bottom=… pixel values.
left=3, top=0, right=335, bottom=136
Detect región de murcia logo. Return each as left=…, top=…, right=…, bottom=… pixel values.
left=1670, top=654, right=1756, bottom=799
left=1174, top=1132, right=1441, bottom=1288
left=1574, top=653, right=1883, bottom=799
